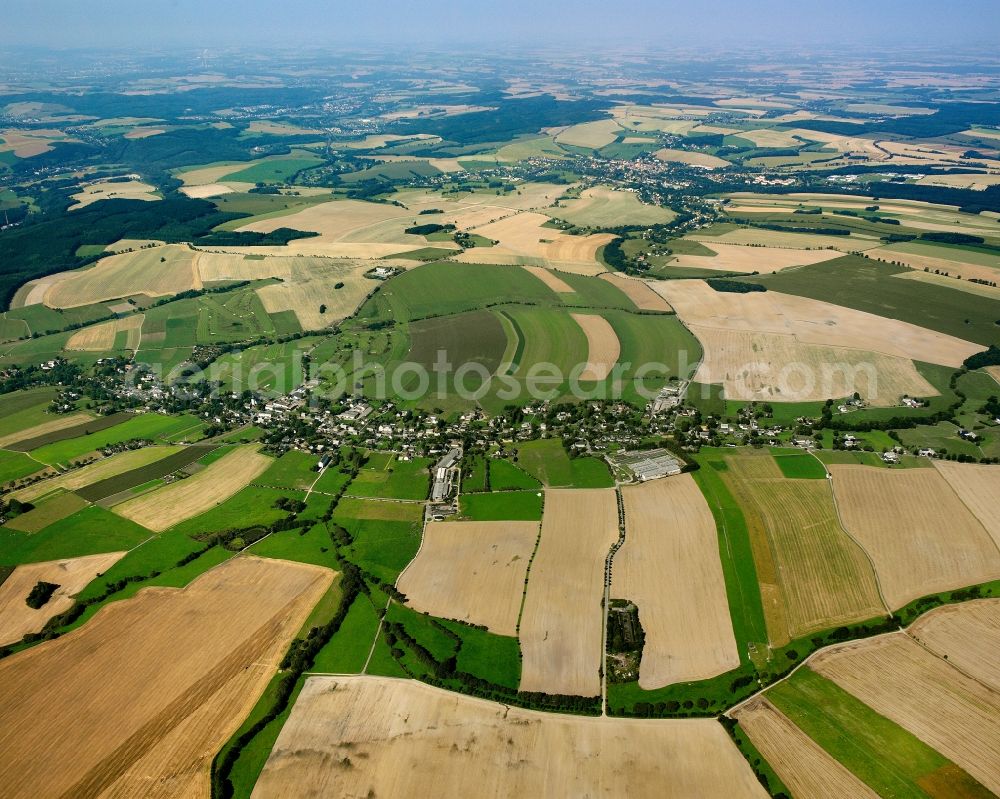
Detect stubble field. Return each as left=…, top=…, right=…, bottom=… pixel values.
left=250, top=676, right=769, bottom=799
left=0, top=556, right=332, bottom=799
left=613, top=476, right=739, bottom=688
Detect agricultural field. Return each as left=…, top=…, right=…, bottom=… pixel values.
left=0, top=552, right=126, bottom=646
left=519, top=488, right=619, bottom=697
left=0, top=556, right=331, bottom=799
left=614, top=477, right=739, bottom=688
left=64, top=313, right=143, bottom=351
left=909, top=599, right=1000, bottom=691
left=0, top=410, right=93, bottom=449
left=719, top=451, right=884, bottom=644
left=346, top=454, right=432, bottom=500
left=812, top=633, right=1000, bottom=794
left=68, top=179, right=159, bottom=210
left=112, top=445, right=272, bottom=531
left=666, top=242, right=843, bottom=274
left=549, top=186, right=676, bottom=228
left=932, top=461, right=1000, bottom=548
left=733, top=697, right=881, bottom=799
left=512, top=438, right=614, bottom=488
left=396, top=520, right=539, bottom=635
left=252, top=676, right=768, bottom=798
left=829, top=464, right=1000, bottom=609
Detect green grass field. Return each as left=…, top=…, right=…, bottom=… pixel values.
left=0, top=387, right=60, bottom=439
left=30, top=413, right=201, bottom=466
left=169, top=485, right=302, bottom=536
left=256, top=450, right=320, bottom=491
left=513, top=438, right=613, bottom=488
left=0, top=449, right=44, bottom=484
left=488, top=458, right=541, bottom=490
left=334, top=499, right=423, bottom=583
left=437, top=618, right=522, bottom=689
left=771, top=449, right=828, bottom=479
left=310, top=593, right=382, bottom=673
left=458, top=489, right=543, bottom=521
left=360, top=261, right=559, bottom=323
left=0, top=505, right=151, bottom=566
left=767, top=666, right=991, bottom=798
left=347, top=455, right=431, bottom=500
left=221, top=156, right=324, bottom=184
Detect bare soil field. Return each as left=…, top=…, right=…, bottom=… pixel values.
left=933, top=461, right=1000, bottom=549
left=10, top=446, right=182, bottom=502
left=599, top=272, right=672, bottom=311
left=614, top=477, right=739, bottom=688
left=65, top=314, right=144, bottom=351
left=812, top=633, right=1000, bottom=794
left=570, top=313, right=621, bottom=381
left=829, top=465, right=1000, bottom=609
left=112, top=445, right=271, bottom=531
left=0, top=556, right=331, bottom=799
left=69, top=180, right=159, bottom=210
left=722, top=452, right=884, bottom=644
left=0, top=552, right=126, bottom=646
left=733, top=697, right=880, bottom=799
left=522, top=265, right=574, bottom=292
left=519, top=489, right=619, bottom=697
left=650, top=278, right=979, bottom=367
left=396, top=520, right=539, bottom=636
left=44, top=244, right=201, bottom=308
left=251, top=676, right=768, bottom=799
left=653, top=148, right=730, bottom=168
left=688, top=326, right=937, bottom=405
left=909, top=599, right=1000, bottom=691
left=669, top=242, right=843, bottom=273
left=0, top=411, right=94, bottom=448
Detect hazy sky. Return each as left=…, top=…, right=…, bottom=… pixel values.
left=3, top=0, right=999, bottom=50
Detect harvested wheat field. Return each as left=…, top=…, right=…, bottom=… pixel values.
left=650, top=278, right=979, bottom=367
left=989, top=366, right=1000, bottom=387
left=396, top=521, right=538, bottom=636
left=571, top=313, right=620, bottom=381
left=601, top=273, right=671, bottom=311
left=236, top=198, right=413, bottom=241
left=550, top=186, right=676, bottom=228
left=872, top=244, right=1000, bottom=285
left=112, top=445, right=271, bottom=531
left=722, top=452, right=884, bottom=645
left=66, top=314, right=144, bottom=351
left=69, top=180, right=159, bottom=210
left=44, top=244, right=200, bottom=308
left=554, top=119, right=623, bottom=149
left=690, top=327, right=936, bottom=405
left=0, top=556, right=331, bottom=799
left=459, top=212, right=613, bottom=274
left=522, top=265, right=574, bottom=292
left=179, top=182, right=234, bottom=199
left=933, top=461, right=1000, bottom=549
left=669, top=242, right=842, bottom=274
left=0, top=552, right=126, bottom=646
left=519, top=489, right=619, bottom=696
left=254, top=258, right=376, bottom=329
left=654, top=147, right=730, bottom=168
left=812, top=633, right=1000, bottom=794
left=614, top=477, right=739, bottom=688
left=829, top=465, right=1000, bottom=609
left=694, top=227, right=881, bottom=251
left=10, top=445, right=183, bottom=502
left=0, top=411, right=93, bottom=448
left=733, top=697, right=880, bottom=799
left=251, top=676, right=768, bottom=799
left=909, top=599, right=1000, bottom=691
